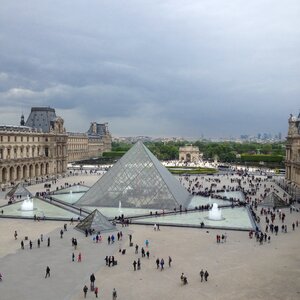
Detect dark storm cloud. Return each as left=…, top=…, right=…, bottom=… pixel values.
left=0, top=0, right=300, bottom=137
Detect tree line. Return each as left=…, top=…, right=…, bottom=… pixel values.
left=111, top=141, right=286, bottom=163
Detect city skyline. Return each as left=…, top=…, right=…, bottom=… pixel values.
left=0, top=1, right=300, bottom=138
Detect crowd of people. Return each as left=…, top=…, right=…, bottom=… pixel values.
left=2, top=169, right=300, bottom=299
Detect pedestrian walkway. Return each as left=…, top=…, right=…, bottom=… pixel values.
left=0, top=221, right=125, bottom=300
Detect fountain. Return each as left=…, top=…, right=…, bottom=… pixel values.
left=208, top=203, right=224, bottom=221
left=224, top=191, right=228, bottom=199
left=119, top=200, right=123, bottom=214
left=20, top=196, right=35, bottom=211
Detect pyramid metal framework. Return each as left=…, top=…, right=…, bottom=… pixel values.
left=75, top=209, right=116, bottom=233
left=260, top=192, right=288, bottom=208
left=76, top=141, right=191, bottom=210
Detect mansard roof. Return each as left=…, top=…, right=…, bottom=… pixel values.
left=25, top=107, right=57, bottom=133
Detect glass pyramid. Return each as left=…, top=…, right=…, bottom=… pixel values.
left=75, top=209, right=116, bottom=233
left=260, top=192, right=288, bottom=208
left=6, top=183, right=32, bottom=199
left=76, top=141, right=191, bottom=210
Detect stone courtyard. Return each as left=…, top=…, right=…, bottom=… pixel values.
left=0, top=173, right=300, bottom=300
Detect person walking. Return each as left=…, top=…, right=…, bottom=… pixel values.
left=83, top=285, right=88, bottom=298
left=112, top=288, right=117, bottom=300
left=204, top=270, right=209, bottom=281
left=45, top=266, right=50, bottom=278
left=133, top=260, right=137, bottom=271
left=160, top=258, right=164, bottom=270
left=14, top=230, right=18, bottom=240
left=60, top=229, right=63, bottom=238
left=137, top=258, right=141, bottom=270
left=181, top=273, right=188, bottom=285
left=21, top=240, right=24, bottom=250
left=200, top=269, right=204, bottom=282
left=129, top=234, right=132, bottom=244
left=72, top=252, right=75, bottom=262
left=168, top=256, right=172, bottom=267
left=90, top=273, right=96, bottom=291
left=37, top=238, right=40, bottom=248
left=47, top=237, right=50, bottom=247
left=78, top=252, right=82, bottom=262
left=94, top=286, right=99, bottom=298
left=156, top=258, right=160, bottom=269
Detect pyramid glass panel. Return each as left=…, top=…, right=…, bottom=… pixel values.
left=76, top=141, right=191, bottom=210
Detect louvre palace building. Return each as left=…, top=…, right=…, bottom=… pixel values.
left=285, top=113, right=300, bottom=187
left=0, top=107, right=112, bottom=186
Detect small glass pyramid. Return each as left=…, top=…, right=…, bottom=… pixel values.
left=260, top=192, right=288, bottom=208
left=6, top=183, right=32, bottom=199
left=76, top=141, right=191, bottom=210
left=75, top=209, right=116, bottom=233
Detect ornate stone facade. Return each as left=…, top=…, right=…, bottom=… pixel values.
left=0, top=107, right=112, bottom=185
left=285, top=113, right=300, bottom=186
left=179, top=145, right=202, bottom=162
left=67, top=133, right=89, bottom=162
left=0, top=121, right=68, bottom=186
left=67, top=122, right=112, bottom=162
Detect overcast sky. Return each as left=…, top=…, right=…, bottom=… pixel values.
left=0, top=0, right=299, bottom=138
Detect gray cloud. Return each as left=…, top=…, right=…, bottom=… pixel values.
left=0, top=0, right=299, bottom=138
